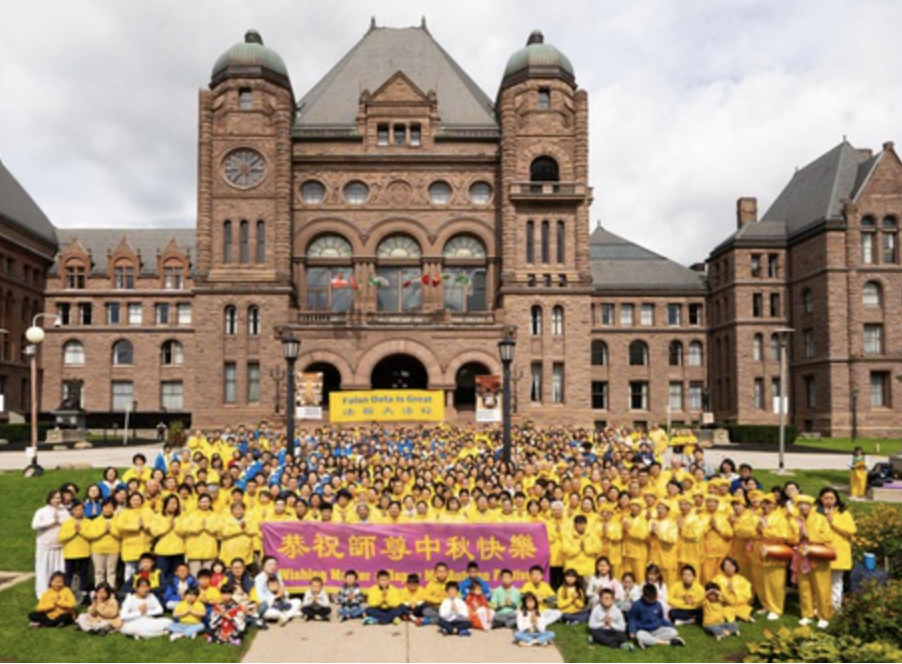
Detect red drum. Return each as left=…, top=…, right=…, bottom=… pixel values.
left=761, top=544, right=794, bottom=561
left=802, top=545, right=837, bottom=561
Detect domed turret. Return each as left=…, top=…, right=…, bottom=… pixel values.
left=211, top=30, right=291, bottom=89
left=501, top=30, right=574, bottom=88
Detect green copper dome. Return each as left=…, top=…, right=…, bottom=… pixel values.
left=502, top=30, right=574, bottom=84
left=211, top=30, right=290, bottom=88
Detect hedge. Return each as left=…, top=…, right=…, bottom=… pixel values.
left=725, top=424, right=798, bottom=445
left=0, top=423, right=54, bottom=444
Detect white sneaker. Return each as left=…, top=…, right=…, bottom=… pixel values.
left=798, top=618, right=812, bottom=626
left=817, top=620, right=829, bottom=630
left=767, top=612, right=780, bottom=621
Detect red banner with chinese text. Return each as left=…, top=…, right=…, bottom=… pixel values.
left=262, top=522, right=550, bottom=591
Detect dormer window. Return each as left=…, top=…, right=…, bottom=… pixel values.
left=239, top=88, right=253, bottom=110
left=410, top=124, right=422, bottom=147
left=377, top=124, right=389, bottom=146
left=113, top=260, right=135, bottom=290
left=538, top=87, right=551, bottom=110
left=163, top=262, right=184, bottom=290
left=64, top=262, right=86, bottom=290
left=393, top=124, right=406, bottom=146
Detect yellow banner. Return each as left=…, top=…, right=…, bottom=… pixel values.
left=329, top=390, right=445, bottom=423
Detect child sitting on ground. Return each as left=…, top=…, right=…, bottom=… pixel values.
left=400, top=573, right=429, bottom=624
left=169, top=586, right=207, bottom=641
left=76, top=582, right=121, bottom=634
left=520, top=565, right=562, bottom=624
left=588, top=588, right=633, bottom=651
left=464, top=582, right=494, bottom=631
left=627, top=584, right=685, bottom=650
left=617, top=573, right=642, bottom=613
left=702, top=583, right=739, bottom=641
left=668, top=565, right=705, bottom=626
left=557, top=568, right=590, bottom=624
left=208, top=585, right=247, bottom=646
left=29, top=572, right=76, bottom=629
left=514, top=592, right=555, bottom=647
left=337, top=570, right=366, bottom=622
left=301, top=577, right=332, bottom=621
left=364, top=570, right=404, bottom=625
left=438, top=581, right=472, bottom=637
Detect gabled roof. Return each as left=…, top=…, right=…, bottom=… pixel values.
left=51, top=228, right=195, bottom=276
left=590, top=226, right=706, bottom=292
left=294, top=24, right=497, bottom=134
left=709, top=218, right=787, bottom=256
left=761, top=140, right=874, bottom=235
left=0, top=156, right=57, bottom=245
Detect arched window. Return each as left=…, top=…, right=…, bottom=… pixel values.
left=863, top=281, right=882, bottom=307
left=376, top=235, right=422, bottom=313
left=556, top=221, right=565, bottom=264
left=63, top=340, right=85, bottom=366
left=526, top=221, right=535, bottom=264
left=591, top=340, right=608, bottom=366
left=224, top=306, right=237, bottom=335
left=530, top=156, right=560, bottom=182
left=239, top=221, right=249, bottom=264
left=112, top=340, right=134, bottom=366
left=688, top=341, right=703, bottom=366
left=551, top=306, right=564, bottom=336
left=307, top=234, right=354, bottom=312
left=530, top=306, right=543, bottom=336
left=223, top=220, right=233, bottom=263
left=248, top=305, right=261, bottom=336
left=161, top=340, right=184, bottom=366
left=752, top=334, right=763, bottom=362
left=256, top=221, right=265, bottom=263
left=629, top=340, right=649, bottom=366
left=443, top=235, right=487, bottom=312
left=669, top=341, right=683, bottom=366
left=541, top=221, right=550, bottom=264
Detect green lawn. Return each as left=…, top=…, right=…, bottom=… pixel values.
left=793, top=437, right=902, bottom=456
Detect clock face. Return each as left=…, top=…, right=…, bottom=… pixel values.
left=222, top=148, right=266, bottom=189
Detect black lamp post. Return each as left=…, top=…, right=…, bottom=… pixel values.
left=851, top=388, right=859, bottom=441
left=282, top=337, right=300, bottom=449
left=498, top=331, right=516, bottom=466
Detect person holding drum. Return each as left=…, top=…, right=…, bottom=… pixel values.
left=788, top=495, right=835, bottom=629
left=751, top=493, right=790, bottom=621
left=818, top=488, right=857, bottom=610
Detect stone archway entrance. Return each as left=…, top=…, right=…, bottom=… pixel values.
left=304, top=362, right=342, bottom=409
left=454, top=361, right=490, bottom=410
left=371, top=354, right=429, bottom=390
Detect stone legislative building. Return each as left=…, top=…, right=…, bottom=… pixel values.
left=2, top=20, right=901, bottom=437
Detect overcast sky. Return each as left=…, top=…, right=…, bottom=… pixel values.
left=2, top=0, right=901, bottom=265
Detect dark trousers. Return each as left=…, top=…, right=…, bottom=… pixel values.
left=156, top=554, right=185, bottom=583
left=437, top=618, right=472, bottom=634
left=64, top=558, right=91, bottom=596
left=669, top=608, right=703, bottom=624
left=561, top=608, right=591, bottom=624
left=302, top=605, right=331, bottom=620
left=550, top=567, right=565, bottom=591
left=589, top=627, right=628, bottom=648
left=365, top=607, right=405, bottom=624
left=28, top=612, right=74, bottom=628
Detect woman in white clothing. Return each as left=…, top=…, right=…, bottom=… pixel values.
left=31, top=490, right=69, bottom=599
left=119, top=578, right=172, bottom=639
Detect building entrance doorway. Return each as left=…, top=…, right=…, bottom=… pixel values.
left=370, top=354, right=429, bottom=390
left=454, top=362, right=490, bottom=409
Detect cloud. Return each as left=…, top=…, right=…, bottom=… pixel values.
left=2, top=0, right=902, bottom=266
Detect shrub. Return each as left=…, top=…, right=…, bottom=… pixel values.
left=725, top=425, right=798, bottom=445
left=167, top=420, right=187, bottom=448
left=745, top=626, right=902, bottom=663
left=829, top=580, right=902, bottom=647
left=0, top=422, right=54, bottom=444
left=852, top=504, right=902, bottom=578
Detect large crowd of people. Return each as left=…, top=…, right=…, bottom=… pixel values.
left=29, top=422, right=860, bottom=649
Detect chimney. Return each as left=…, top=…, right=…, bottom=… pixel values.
left=737, top=197, right=758, bottom=229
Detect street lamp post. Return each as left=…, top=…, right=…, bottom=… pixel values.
left=851, top=388, right=859, bottom=442
left=775, top=327, right=794, bottom=475
left=497, top=329, right=516, bottom=466
left=24, top=313, right=60, bottom=477
left=282, top=337, right=300, bottom=451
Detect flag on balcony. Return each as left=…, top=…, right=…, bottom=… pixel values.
left=367, top=276, right=389, bottom=288
left=349, top=276, right=360, bottom=291
left=331, top=272, right=349, bottom=289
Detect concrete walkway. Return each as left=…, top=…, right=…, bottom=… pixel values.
left=0, top=443, right=160, bottom=471
left=242, top=619, right=562, bottom=664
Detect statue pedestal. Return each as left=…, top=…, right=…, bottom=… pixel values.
left=46, top=409, right=87, bottom=445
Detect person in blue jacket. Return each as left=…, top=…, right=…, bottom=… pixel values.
left=458, top=562, right=492, bottom=599
left=627, top=584, right=685, bottom=649
left=162, top=562, right=198, bottom=611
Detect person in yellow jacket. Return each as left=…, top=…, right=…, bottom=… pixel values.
left=700, top=495, right=734, bottom=584
left=82, top=500, right=120, bottom=588
left=121, top=454, right=152, bottom=493
left=728, top=496, right=758, bottom=580
left=219, top=502, right=259, bottom=566
left=752, top=494, right=789, bottom=620
left=712, top=557, right=754, bottom=622
left=563, top=515, right=601, bottom=578
left=668, top=564, right=706, bottom=625
left=849, top=447, right=868, bottom=500
left=28, top=572, right=77, bottom=628
left=818, top=488, right=856, bottom=611
left=180, top=493, right=221, bottom=575
left=788, top=495, right=834, bottom=629
left=621, top=499, right=650, bottom=583
left=676, top=496, right=704, bottom=576
left=556, top=568, right=590, bottom=624
left=364, top=570, right=405, bottom=625
left=546, top=502, right=567, bottom=589
left=150, top=495, right=187, bottom=581
left=702, top=582, right=739, bottom=640
left=648, top=502, right=680, bottom=588
left=598, top=505, right=624, bottom=579
left=58, top=501, right=91, bottom=600
left=115, top=493, right=154, bottom=583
